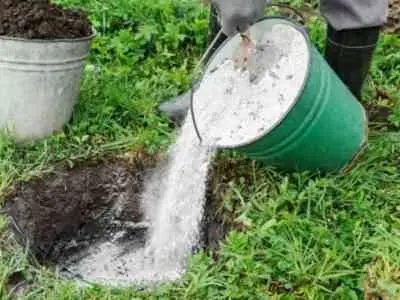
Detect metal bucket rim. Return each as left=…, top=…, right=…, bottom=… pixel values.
left=0, top=27, right=97, bottom=43
left=191, top=16, right=312, bottom=150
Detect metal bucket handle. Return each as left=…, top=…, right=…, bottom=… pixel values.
left=189, top=30, right=224, bottom=145
left=190, top=4, right=306, bottom=145
left=265, top=3, right=306, bottom=27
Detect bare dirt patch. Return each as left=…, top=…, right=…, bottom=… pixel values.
left=5, top=156, right=154, bottom=265
left=3, top=154, right=241, bottom=277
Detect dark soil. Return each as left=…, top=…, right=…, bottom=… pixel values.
left=366, top=104, right=393, bottom=124
left=364, top=88, right=399, bottom=130
left=5, top=271, right=29, bottom=298
left=4, top=155, right=232, bottom=268
left=0, top=0, right=93, bottom=39
left=5, top=157, right=152, bottom=264
left=387, top=0, right=400, bottom=33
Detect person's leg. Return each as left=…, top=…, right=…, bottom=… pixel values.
left=159, top=5, right=227, bottom=123
left=320, top=0, right=389, bottom=100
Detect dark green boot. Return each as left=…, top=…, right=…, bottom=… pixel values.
left=159, top=5, right=227, bottom=124
left=325, top=24, right=381, bottom=101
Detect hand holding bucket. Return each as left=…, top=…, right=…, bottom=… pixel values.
left=189, top=15, right=368, bottom=173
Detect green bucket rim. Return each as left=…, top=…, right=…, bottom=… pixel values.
left=190, top=16, right=313, bottom=150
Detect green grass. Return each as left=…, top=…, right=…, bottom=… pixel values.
left=1, top=0, right=400, bottom=299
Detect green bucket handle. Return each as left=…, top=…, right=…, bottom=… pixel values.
left=189, top=4, right=306, bottom=145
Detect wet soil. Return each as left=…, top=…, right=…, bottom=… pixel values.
left=0, top=0, right=93, bottom=39
left=201, top=156, right=255, bottom=256
left=4, top=154, right=234, bottom=269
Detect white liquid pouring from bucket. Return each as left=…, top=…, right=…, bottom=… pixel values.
left=62, top=9, right=308, bottom=287
left=61, top=31, right=225, bottom=287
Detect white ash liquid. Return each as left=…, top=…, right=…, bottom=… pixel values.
left=62, top=22, right=308, bottom=288
left=192, top=24, right=309, bottom=148
left=64, top=113, right=215, bottom=287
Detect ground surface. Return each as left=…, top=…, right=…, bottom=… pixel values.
left=5, top=155, right=229, bottom=273
left=0, top=0, right=92, bottom=39
left=6, top=158, right=151, bottom=265
left=0, top=0, right=399, bottom=299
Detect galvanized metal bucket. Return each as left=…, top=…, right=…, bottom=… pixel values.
left=0, top=31, right=95, bottom=143
left=190, top=17, right=368, bottom=173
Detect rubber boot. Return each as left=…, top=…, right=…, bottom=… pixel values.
left=159, top=5, right=227, bottom=124
left=325, top=24, right=381, bottom=101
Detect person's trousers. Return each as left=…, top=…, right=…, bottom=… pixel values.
left=320, top=0, right=389, bottom=31
left=158, top=0, right=389, bottom=121
left=208, top=0, right=389, bottom=44
left=206, top=0, right=389, bottom=99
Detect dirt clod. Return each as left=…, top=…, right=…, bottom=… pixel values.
left=0, top=0, right=93, bottom=39
left=5, top=271, right=29, bottom=298
left=387, top=0, right=400, bottom=34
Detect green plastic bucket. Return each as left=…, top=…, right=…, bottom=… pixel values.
left=190, top=17, right=368, bottom=173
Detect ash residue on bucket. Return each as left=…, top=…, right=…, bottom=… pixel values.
left=192, top=23, right=310, bottom=148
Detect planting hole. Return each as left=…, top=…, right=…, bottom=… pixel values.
left=5, top=156, right=229, bottom=287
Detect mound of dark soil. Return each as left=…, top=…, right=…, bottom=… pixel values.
left=4, top=156, right=231, bottom=267
left=6, top=158, right=153, bottom=263
left=0, top=0, right=93, bottom=39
